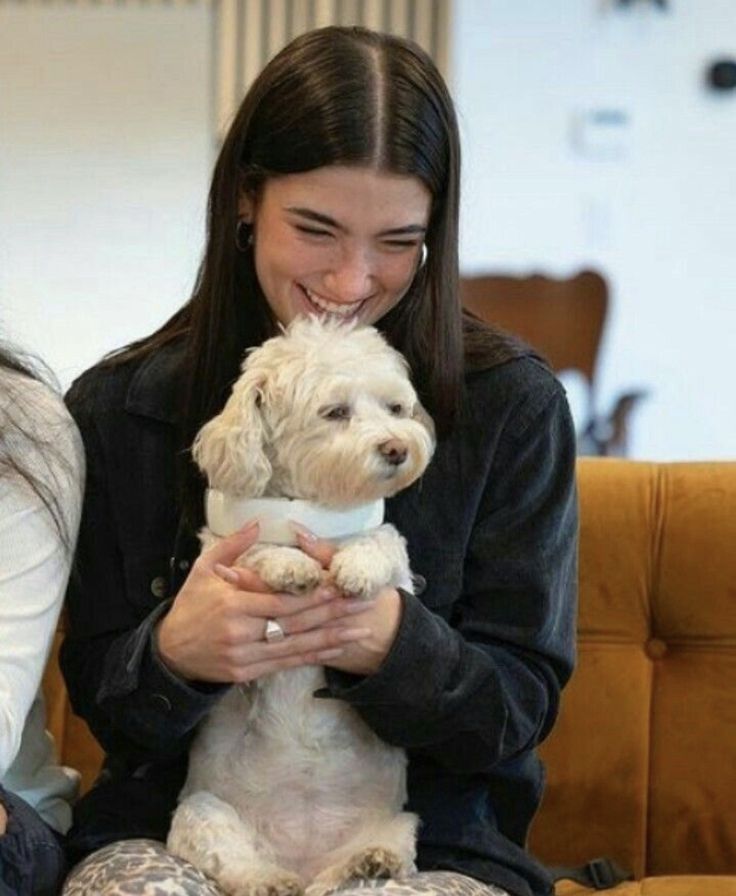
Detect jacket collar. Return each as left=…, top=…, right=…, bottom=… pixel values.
left=124, top=340, right=187, bottom=424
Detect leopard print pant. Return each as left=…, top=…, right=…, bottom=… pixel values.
left=62, top=839, right=511, bottom=896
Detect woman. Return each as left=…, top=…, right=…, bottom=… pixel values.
left=0, top=345, right=84, bottom=895
left=61, top=26, right=577, bottom=896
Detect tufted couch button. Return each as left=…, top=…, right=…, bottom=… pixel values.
left=150, top=576, right=167, bottom=598
left=151, top=693, right=172, bottom=712
left=645, top=638, right=668, bottom=660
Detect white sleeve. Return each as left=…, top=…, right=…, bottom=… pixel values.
left=0, top=381, right=84, bottom=777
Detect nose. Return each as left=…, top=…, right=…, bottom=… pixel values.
left=324, top=247, right=375, bottom=303
left=378, top=439, right=408, bottom=467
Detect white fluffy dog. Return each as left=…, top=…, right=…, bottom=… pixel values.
left=167, top=317, right=436, bottom=896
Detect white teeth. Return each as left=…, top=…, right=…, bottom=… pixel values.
left=304, top=287, right=362, bottom=317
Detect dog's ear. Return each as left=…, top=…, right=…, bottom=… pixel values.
left=412, top=399, right=437, bottom=445
left=192, top=365, right=272, bottom=496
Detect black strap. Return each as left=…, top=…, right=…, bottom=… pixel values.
left=550, top=857, right=633, bottom=890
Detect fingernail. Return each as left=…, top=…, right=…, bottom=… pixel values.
left=291, top=521, right=317, bottom=543
left=214, top=563, right=239, bottom=584
left=316, top=648, right=344, bottom=661
left=338, top=627, right=371, bottom=641
left=238, top=518, right=259, bottom=534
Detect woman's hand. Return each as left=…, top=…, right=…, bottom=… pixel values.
left=295, top=528, right=403, bottom=677
left=156, top=521, right=374, bottom=684
left=0, top=799, right=7, bottom=836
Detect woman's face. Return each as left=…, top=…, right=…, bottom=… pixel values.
left=240, top=165, right=431, bottom=326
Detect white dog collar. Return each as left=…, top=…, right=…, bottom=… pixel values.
left=205, top=489, right=385, bottom=545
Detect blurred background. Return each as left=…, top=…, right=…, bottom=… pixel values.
left=1, top=0, right=734, bottom=459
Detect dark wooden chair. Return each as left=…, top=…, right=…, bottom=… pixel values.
left=460, top=270, right=646, bottom=456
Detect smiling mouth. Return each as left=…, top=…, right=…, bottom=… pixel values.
left=300, top=285, right=365, bottom=318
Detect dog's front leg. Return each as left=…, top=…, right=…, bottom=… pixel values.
left=168, top=791, right=303, bottom=896
left=329, top=524, right=411, bottom=601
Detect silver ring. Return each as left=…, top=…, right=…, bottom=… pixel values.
left=264, top=618, right=286, bottom=643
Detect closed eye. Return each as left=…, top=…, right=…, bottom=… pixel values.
left=321, top=404, right=351, bottom=421
left=295, top=224, right=333, bottom=239
left=382, top=239, right=419, bottom=249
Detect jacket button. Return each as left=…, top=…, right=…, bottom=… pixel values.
left=151, top=693, right=172, bottom=712
left=150, top=576, right=167, bottom=598
left=178, top=559, right=190, bottom=571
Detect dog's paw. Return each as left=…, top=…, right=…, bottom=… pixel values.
left=329, top=549, right=392, bottom=600
left=344, top=847, right=404, bottom=881
left=247, top=547, right=322, bottom=594
left=306, top=848, right=404, bottom=896
left=232, top=874, right=304, bottom=896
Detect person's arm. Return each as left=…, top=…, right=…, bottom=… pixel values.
left=323, top=381, right=578, bottom=773
left=0, top=386, right=84, bottom=777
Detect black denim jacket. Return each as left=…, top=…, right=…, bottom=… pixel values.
left=61, top=341, right=577, bottom=896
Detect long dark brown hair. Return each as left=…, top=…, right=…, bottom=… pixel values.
left=0, top=344, right=74, bottom=548
left=105, top=26, right=525, bottom=524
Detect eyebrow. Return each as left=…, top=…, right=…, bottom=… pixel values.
left=286, top=206, right=426, bottom=237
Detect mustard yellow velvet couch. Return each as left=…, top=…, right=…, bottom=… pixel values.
left=530, top=459, right=736, bottom=895
left=42, top=459, right=736, bottom=894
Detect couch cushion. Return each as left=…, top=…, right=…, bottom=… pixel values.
left=532, top=460, right=736, bottom=878
left=557, top=877, right=736, bottom=896
left=42, top=620, right=103, bottom=792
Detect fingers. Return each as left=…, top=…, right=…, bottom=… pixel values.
left=292, top=524, right=337, bottom=567
left=272, top=597, right=376, bottom=636
left=200, top=520, right=260, bottom=568
left=221, top=588, right=373, bottom=630
left=213, top=563, right=270, bottom=593
left=227, top=585, right=337, bottom=621
left=232, top=626, right=371, bottom=683
left=266, top=626, right=371, bottom=659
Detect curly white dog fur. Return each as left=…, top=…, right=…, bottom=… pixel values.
left=167, top=317, right=436, bottom=896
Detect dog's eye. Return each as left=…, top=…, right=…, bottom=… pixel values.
left=388, top=403, right=404, bottom=416
left=322, top=405, right=351, bottom=421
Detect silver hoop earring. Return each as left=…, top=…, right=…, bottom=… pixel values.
left=236, top=220, right=253, bottom=252
left=419, top=243, right=428, bottom=269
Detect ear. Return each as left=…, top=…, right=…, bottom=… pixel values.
left=412, top=399, right=437, bottom=446
left=192, top=364, right=272, bottom=496
left=238, top=190, right=255, bottom=224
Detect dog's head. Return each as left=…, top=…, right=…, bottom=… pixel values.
left=192, top=317, right=436, bottom=508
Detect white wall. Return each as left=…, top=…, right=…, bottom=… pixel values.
left=0, top=4, right=212, bottom=386
left=453, top=0, right=736, bottom=459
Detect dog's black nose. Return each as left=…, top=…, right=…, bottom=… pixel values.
left=379, top=439, right=408, bottom=466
